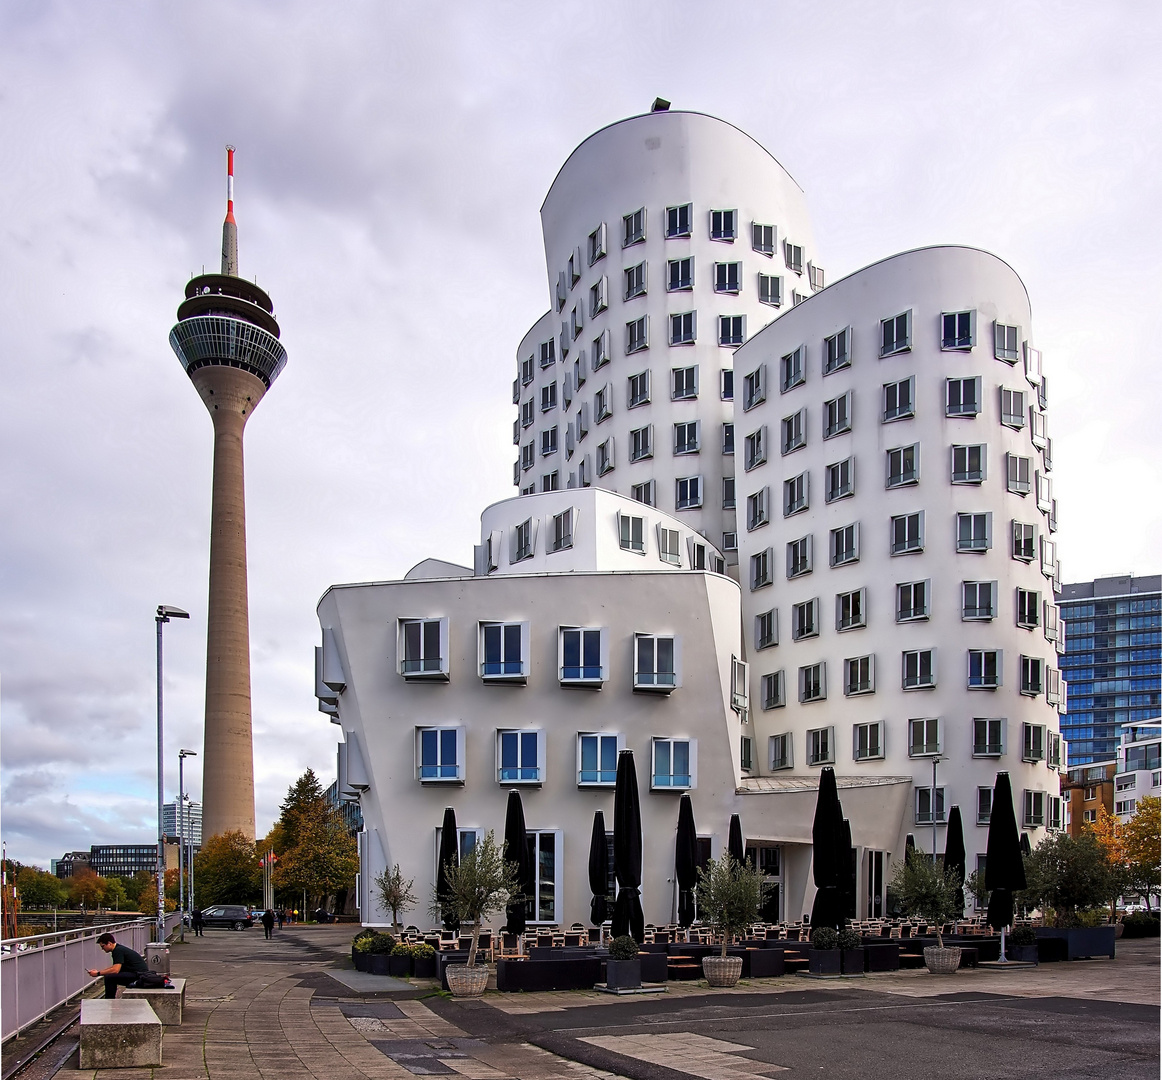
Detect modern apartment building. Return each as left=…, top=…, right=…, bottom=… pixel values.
left=1061, top=759, right=1115, bottom=838
left=1057, top=574, right=1161, bottom=764
left=162, top=800, right=203, bottom=849
left=1113, top=728, right=1162, bottom=821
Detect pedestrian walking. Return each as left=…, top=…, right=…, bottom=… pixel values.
left=261, top=909, right=275, bottom=940
left=191, top=908, right=204, bottom=937
left=275, top=908, right=283, bottom=929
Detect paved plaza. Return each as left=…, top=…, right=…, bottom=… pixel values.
left=20, top=924, right=1159, bottom=1080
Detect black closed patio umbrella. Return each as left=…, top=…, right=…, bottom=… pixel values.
left=944, top=806, right=967, bottom=919
left=436, top=806, right=460, bottom=933
left=809, top=767, right=845, bottom=932
left=503, top=790, right=531, bottom=937
left=839, top=818, right=856, bottom=922
left=728, top=813, right=746, bottom=865
left=588, top=810, right=610, bottom=927
left=904, top=834, right=916, bottom=864
left=1020, top=832, right=1032, bottom=858
left=985, top=773, right=1027, bottom=959
left=675, top=794, right=698, bottom=927
left=611, top=749, right=645, bottom=943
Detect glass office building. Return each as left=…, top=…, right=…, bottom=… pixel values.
left=1057, top=573, right=1161, bottom=764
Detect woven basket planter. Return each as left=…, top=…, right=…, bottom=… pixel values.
left=923, top=946, right=962, bottom=974
left=702, top=954, right=744, bottom=988
left=445, top=964, right=489, bottom=997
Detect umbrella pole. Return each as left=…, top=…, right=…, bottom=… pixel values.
left=997, top=926, right=1008, bottom=963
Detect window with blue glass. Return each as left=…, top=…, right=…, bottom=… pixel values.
left=578, top=733, right=620, bottom=785
left=497, top=730, right=541, bottom=783
left=560, top=627, right=605, bottom=684
left=400, top=618, right=447, bottom=678
left=635, top=635, right=677, bottom=690
left=653, top=738, right=694, bottom=789
left=418, top=727, right=460, bottom=781
left=480, top=622, right=526, bottom=681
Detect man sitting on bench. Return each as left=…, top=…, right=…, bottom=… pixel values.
left=87, top=933, right=151, bottom=998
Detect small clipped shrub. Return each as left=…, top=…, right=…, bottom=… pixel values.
left=811, top=926, right=839, bottom=950
left=366, top=932, right=397, bottom=954
left=609, top=935, right=640, bottom=960
left=1121, top=912, right=1160, bottom=938
left=411, top=942, right=436, bottom=960
left=390, top=942, right=414, bottom=957
left=353, top=928, right=377, bottom=946
left=1009, top=925, right=1036, bottom=947
left=353, top=936, right=375, bottom=954
left=837, top=928, right=861, bottom=951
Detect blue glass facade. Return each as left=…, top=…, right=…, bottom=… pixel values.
left=1058, top=575, right=1161, bottom=765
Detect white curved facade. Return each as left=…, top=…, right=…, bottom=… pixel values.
left=513, top=110, right=822, bottom=561
left=731, top=245, right=1065, bottom=865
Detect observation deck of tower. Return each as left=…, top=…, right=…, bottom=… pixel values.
left=168, top=148, right=287, bottom=841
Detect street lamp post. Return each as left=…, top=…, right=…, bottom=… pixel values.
left=156, top=605, right=189, bottom=944
left=178, top=749, right=197, bottom=943
left=929, top=754, right=945, bottom=860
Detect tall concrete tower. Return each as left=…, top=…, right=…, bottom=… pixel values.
left=169, top=148, right=287, bottom=841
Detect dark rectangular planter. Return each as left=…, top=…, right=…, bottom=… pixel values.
left=496, top=957, right=600, bottom=992
left=746, top=948, right=785, bottom=978
left=353, top=952, right=369, bottom=972
left=1007, top=945, right=1038, bottom=963
left=841, top=948, right=865, bottom=974
left=808, top=948, right=841, bottom=975
left=604, top=959, right=642, bottom=989
left=638, top=951, right=669, bottom=983
left=1035, top=926, right=1116, bottom=960
left=413, top=954, right=437, bottom=978
left=388, top=954, right=413, bottom=977
left=367, top=953, right=392, bottom=976
left=864, top=943, right=900, bottom=972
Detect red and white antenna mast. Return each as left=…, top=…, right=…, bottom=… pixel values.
left=221, top=145, right=238, bottom=276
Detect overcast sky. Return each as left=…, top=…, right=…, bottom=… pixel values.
left=2, top=1, right=1159, bottom=869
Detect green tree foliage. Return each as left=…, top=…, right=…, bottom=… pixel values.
left=194, top=830, right=260, bottom=906
left=888, top=848, right=961, bottom=947
left=275, top=800, right=358, bottom=909
left=1020, top=831, right=1117, bottom=925
left=102, top=877, right=128, bottom=910
left=694, top=855, right=765, bottom=958
left=122, top=871, right=153, bottom=905
left=15, top=867, right=67, bottom=909
left=67, top=869, right=106, bottom=910
left=135, top=876, right=176, bottom=915
left=1123, top=796, right=1161, bottom=906
left=373, top=864, right=418, bottom=932
left=277, top=769, right=324, bottom=854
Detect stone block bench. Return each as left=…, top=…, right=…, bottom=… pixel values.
left=79, top=998, right=163, bottom=1069
left=124, top=977, right=187, bottom=1025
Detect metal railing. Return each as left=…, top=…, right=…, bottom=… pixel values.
left=1, top=913, right=180, bottom=1042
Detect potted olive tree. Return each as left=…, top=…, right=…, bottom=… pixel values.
left=888, top=847, right=962, bottom=974
left=374, top=864, right=418, bottom=937
left=695, top=854, right=764, bottom=987
left=1021, top=832, right=1118, bottom=960
left=430, top=830, right=521, bottom=997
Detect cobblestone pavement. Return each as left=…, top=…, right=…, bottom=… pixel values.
left=57, top=927, right=1158, bottom=1080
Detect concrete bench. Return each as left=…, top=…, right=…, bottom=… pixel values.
left=123, top=977, right=187, bottom=1025
left=79, top=998, right=163, bottom=1069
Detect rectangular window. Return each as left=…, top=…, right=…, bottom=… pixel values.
left=674, top=420, right=699, bottom=455
left=498, top=730, right=542, bottom=783
left=666, top=203, right=692, bottom=238
left=626, top=315, right=649, bottom=353
left=629, top=424, right=652, bottom=462
left=1023, top=790, right=1046, bottom=828
left=824, top=391, right=852, bottom=439
left=800, top=664, right=827, bottom=704
left=759, top=273, right=783, bottom=306
left=1031, top=408, right=1048, bottom=448
left=672, top=366, right=698, bottom=400
left=628, top=370, right=650, bottom=408
left=1042, top=600, right=1058, bottom=641
left=623, top=208, right=644, bottom=247
left=400, top=618, right=447, bottom=678
left=854, top=721, right=883, bottom=761
left=592, top=328, right=611, bottom=370
left=883, top=377, right=914, bottom=421
left=635, top=634, right=677, bottom=690
left=723, top=531, right=737, bottom=554
left=480, top=622, right=526, bottom=680
left=722, top=422, right=735, bottom=455
left=823, top=327, right=851, bottom=374
left=1046, top=667, right=1062, bottom=708
left=974, top=718, right=1004, bottom=757
left=909, top=717, right=941, bottom=757
left=781, top=409, right=806, bottom=455
left=783, top=240, right=804, bottom=273
left=1040, top=535, right=1056, bottom=578
left=571, top=304, right=584, bottom=340
left=962, top=580, right=997, bottom=620
left=578, top=733, right=619, bottom=785
left=881, top=310, right=911, bottom=356
left=829, top=522, right=859, bottom=566
left=1020, top=656, right=1045, bottom=697
left=1000, top=388, right=1025, bottom=428
left=787, top=535, right=812, bottom=579
left=549, top=508, right=574, bottom=552
left=836, top=588, right=866, bottom=631
left=710, top=209, right=736, bottom=241
left=418, top=727, right=461, bottom=781
left=995, top=322, right=1020, bottom=362
left=887, top=444, right=920, bottom=488
left=596, top=437, right=614, bottom=475
left=761, top=672, right=786, bottom=711
left=631, top=480, right=655, bottom=507
left=957, top=512, right=992, bottom=553
left=744, top=364, right=767, bottom=409
left=780, top=348, right=804, bottom=392
left=521, top=356, right=534, bottom=386
left=521, top=441, right=535, bottom=471
left=720, top=369, right=734, bottom=400
left=946, top=376, right=982, bottom=417
left=807, top=724, right=833, bottom=762
left=1012, top=521, right=1036, bottom=561
left=891, top=511, right=924, bottom=554
left=1036, top=471, right=1053, bottom=512
left=792, top=289, right=808, bottom=306
left=668, top=256, right=694, bottom=291
left=755, top=608, right=778, bottom=649
left=808, top=263, right=826, bottom=291
left=714, top=262, right=741, bottom=293
left=657, top=525, right=681, bottom=566
left=740, top=736, right=753, bottom=772
left=845, top=655, right=874, bottom=696
left=751, top=548, right=773, bottom=590
left=722, top=475, right=736, bottom=509
left=624, top=261, right=646, bottom=301
left=652, top=738, right=693, bottom=789
left=574, top=356, right=586, bottom=388
left=903, top=648, right=936, bottom=690
left=675, top=475, right=702, bottom=509
left=619, top=512, right=645, bottom=553
left=826, top=457, right=855, bottom=502
left=747, top=487, right=770, bottom=531
left=770, top=731, right=793, bottom=769
left=897, top=579, right=929, bottom=622
left=521, top=399, right=535, bottom=428
left=951, top=444, right=986, bottom=484
left=752, top=222, right=776, bottom=254
left=784, top=472, right=809, bottom=516
left=1007, top=453, right=1032, bottom=494
left=588, top=222, right=607, bottom=264
left=916, top=786, right=946, bottom=825
left=541, top=339, right=556, bottom=369
left=977, top=787, right=994, bottom=825
left=941, top=310, right=975, bottom=350
left=968, top=649, right=1002, bottom=689
left=669, top=310, right=696, bottom=345
left=719, top=315, right=746, bottom=346
left=1115, top=799, right=1137, bottom=817
left=513, top=517, right=535, bottom=561
left=541, top=426, right=558, bottom=457
left=792, top=597, right=819, bottom=641
left=541, top=383, right=557, bottom=414
left=560, top=627, right=605, bottom=684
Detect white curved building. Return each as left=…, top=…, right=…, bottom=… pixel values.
left=731, top=245, right=1064, bottom=869
left=513, top=107, right=823, bottom=562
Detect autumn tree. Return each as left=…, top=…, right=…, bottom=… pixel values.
left=67, top=869, right=106, bottom=910
left=135, top=876, right=176, bottom=915
left=123, top=870, right=154, bottom=905
left=193, top=830, right=260, bottom=906
left=1123, top=796, right=1161, bottom=908
left=274, top=800, right=358, bottom=911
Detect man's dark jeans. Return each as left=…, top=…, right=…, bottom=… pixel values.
left=103, top=972, right=141, bottom=999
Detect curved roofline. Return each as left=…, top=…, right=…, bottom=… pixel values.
left=540, top=110, right=804, bottom=214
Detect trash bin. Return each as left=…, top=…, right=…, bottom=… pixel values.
left=145, top=943, right=170, bottom=975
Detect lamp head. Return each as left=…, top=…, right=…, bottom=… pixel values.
left=157, top=605, right=191, bottom=622
left=179, top=748, right=198, bottom=759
